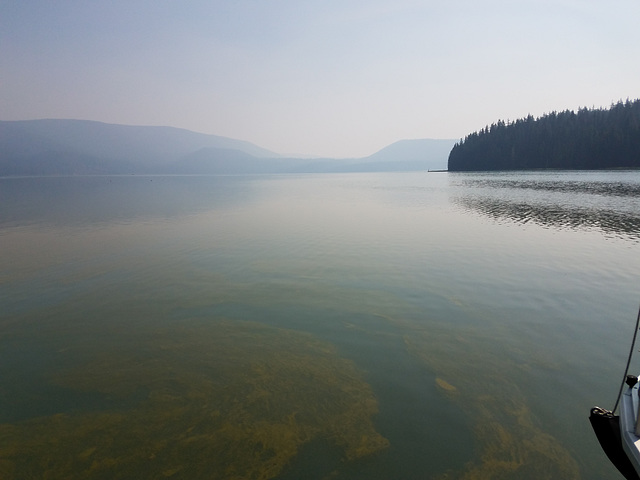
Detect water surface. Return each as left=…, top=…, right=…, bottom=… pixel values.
left=1, top=171, right=639, bottom=479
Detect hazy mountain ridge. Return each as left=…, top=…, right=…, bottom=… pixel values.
left=0, top=119, right=455, bottom=175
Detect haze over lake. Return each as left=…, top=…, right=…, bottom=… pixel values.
left=1, top=171, right=639, bottom=479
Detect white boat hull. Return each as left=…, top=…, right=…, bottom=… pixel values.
left=620, top=380, right=640, bottom=477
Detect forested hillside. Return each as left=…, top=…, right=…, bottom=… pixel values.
left=448, top=99, right=640, bottom=171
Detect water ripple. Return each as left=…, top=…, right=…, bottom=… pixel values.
left=460, top=178, right=640, bottom=198
left=454, top=195, right=640, bottom=240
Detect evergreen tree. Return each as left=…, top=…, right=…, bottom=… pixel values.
left=448, top=100, right=640, bottom=171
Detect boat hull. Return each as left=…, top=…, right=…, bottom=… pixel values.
left=619, top=381, right=640, bottom=478
left=590, top=406, right=640, bottom=480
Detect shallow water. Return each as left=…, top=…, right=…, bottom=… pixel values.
left=1, top=171, right=639, bottom=479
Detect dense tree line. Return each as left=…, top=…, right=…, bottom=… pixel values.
left=448, top=99, right=640, bottom=171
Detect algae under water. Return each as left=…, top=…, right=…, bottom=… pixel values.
left=0, top=316, right=388, bottom=479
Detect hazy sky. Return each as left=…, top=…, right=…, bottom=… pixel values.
left=1, top=1, right=639, bottom=157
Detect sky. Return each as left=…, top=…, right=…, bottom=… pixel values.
left=1, top=0, right=639, bottom=158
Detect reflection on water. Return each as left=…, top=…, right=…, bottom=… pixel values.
left=459, top=176, right=640, bottom=198
left=0, top=175, right=260, bottom=229
left=454, top=196, right=640, bottom=240
left=452, top=171, right=640, bottom=241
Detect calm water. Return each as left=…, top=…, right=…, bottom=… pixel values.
left=1, top=171, right=640, bottom=479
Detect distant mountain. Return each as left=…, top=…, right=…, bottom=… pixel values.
left=171, top=138, right=457, bottom=174
left=350, top=139, right=455, bottom=171
left=0, top=119, right=456, bottom=175
left=170, top=147, right=313, bottom=174
left=0, top=119, right=278, bottom=176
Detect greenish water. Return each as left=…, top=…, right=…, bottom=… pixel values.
left=1, top=171, right=640, bottom=479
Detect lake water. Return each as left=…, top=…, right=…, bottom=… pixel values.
left=1, top=171, right=640, bottom=479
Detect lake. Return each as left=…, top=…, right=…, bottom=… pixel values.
left=1, top=171, right=639, bottom=479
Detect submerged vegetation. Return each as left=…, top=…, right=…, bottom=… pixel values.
left=0, top=318, right=388, bottom=479
left=405, top=321, right=581, bottom=480
left=0, top=260, right=585, bottom=479
left=0, top=253, right=587, bottom=480
left=448, top=99, right=640, bottom=171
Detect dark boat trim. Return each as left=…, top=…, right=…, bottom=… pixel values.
left=590, top=406, right=640, bottom=480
